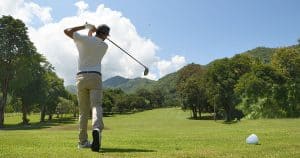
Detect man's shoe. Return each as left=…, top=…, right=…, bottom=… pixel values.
left=78, top=141, right=91, bottom=149
left=91, top=130, right=101, bottom=152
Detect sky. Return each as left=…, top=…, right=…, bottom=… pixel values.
left=1, top=0, right=300, bottom=85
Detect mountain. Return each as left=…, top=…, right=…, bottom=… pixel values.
left=101, top=71, right=180, bottom=98
left=103, top=76, right=156, bottom=93
left=155, top=71, right=178, bottom=90
left=65, top=76, right=157, bottom=94
left=153, top=72, right=179, bottom=102
left=103, top=76, right=129, bottom=87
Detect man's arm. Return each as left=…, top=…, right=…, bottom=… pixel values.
left=64, top=25, right=85, bottom=39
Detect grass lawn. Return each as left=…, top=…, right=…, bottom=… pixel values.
left=0, top=108, right=299, bottom=158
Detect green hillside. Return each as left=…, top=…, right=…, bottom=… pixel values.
left=154, top=72, right=178, bottom=94
left=103, top=76, right=156, bottom=93
left=244, top=45, right=300, bottom=63
left=103, top=76, right=130, bottom=88
left=118, top=77, right=156, bottom=93
left=244, top=47, right=275, bottom=63
left=152, top=72, right=179, bottom=105
left=102, top=71, right=179, bottom=97
left=66, top=76, right=156, bottom=94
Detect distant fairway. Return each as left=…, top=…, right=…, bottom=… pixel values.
left=0, top=108, right=299, bottom=158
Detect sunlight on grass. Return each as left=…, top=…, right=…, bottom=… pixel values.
left=0, top=108, right=299, bottom=158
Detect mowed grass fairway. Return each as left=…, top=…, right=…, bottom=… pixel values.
left=0, top=108, right=299, bottom=158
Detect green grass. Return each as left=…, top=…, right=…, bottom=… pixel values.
left=0, top=108, right=299, bottom=158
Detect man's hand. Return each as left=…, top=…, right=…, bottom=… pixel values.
left=85, top=23, right=96, bottom=36
left=85, top=23, right=95, bottom=29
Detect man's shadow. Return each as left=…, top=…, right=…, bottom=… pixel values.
left=100, top=148, right=156, bottom=153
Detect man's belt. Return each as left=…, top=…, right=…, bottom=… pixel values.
left=77, top=71, right=102, bottom=76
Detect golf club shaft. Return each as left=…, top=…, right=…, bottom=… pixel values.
left=106, top=38, right=148, bottom=69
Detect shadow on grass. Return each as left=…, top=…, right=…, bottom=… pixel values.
left=103, top=110, right=147, bottom=117
left=222, top=120, right=240, bottom=124
left=186, top=116, right=242, bottom=124
left=187, top=115, right=215, bottom=120
left=100, top=148, right=156, bottom=153
left=1, top=117, right=77, bottom=131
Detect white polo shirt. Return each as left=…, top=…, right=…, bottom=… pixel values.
left=73, top=32, right=108, bottom=73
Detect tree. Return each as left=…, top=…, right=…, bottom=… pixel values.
left=235, top=64, right=287, bottom=118
left=271, top=48, right=300, bottom=117
left=176, top=63, right=203, bottom=94
left=38, top=62, right=54, bottom=122
left=176, top=63, right=209, bottom=119
left=56, top=97, right=75, bottom=118
left=206, top=59, right=232, bottom=121
left=136, top=88, right=152, bottom=109
left=103, top=88, right=128, bottom=114
left=149, top=88, right=164, bottom=108
left=126, top=94, right=147, bottom=111
left=103, top=89, right=121, bottom=115
left=114, top=94, right=129, bottom=113
left=10, top=53, right=46, bottom=124
left=181, top=76, right=208, bottom=118
left=69, top=93, right=79, bottom=117
left=0, top=16, right=35, bottom=127
left=42, top=71, right=66, bottom=121
left=205, top=54, right=253, bottom=121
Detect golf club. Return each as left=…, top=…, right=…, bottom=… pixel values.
left=106, top=37, right=149, bottom=76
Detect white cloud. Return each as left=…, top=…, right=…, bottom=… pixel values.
left=25, top=2, right=52, bottom=24
left=0, top=0, right=187, bottom=85
left=75, top=1, right=88, bottom=15
left=0, top=0, right=52, bottom=24
left=156, top=55, right=186, bottom=77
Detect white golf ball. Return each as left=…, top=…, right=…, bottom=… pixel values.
left=246, top=134, right=259, bottom=144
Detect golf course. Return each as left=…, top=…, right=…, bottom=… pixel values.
left=1, top=108, right=299, bottom=158
left=1, top=1, right=300, bottom=157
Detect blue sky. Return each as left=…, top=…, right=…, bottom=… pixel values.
left=1, top=0, right=300, bottom=84
left=33, top=0, right=300, bottom=64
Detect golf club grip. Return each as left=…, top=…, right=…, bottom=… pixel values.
left=107, top=38, right=147, bottom=69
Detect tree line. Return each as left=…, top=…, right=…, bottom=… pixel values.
left=107, top=47, right=299, bottom=121
left=176, top=47, right=300, bottom=121
left=0, top=16, right=78, bottom=127
left=102, top=87, right=165, bottom=115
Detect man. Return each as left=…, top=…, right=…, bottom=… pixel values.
left=64, top=23, right=110, bottom=152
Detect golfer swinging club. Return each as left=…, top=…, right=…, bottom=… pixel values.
left=64, top=23, right=110, bottom=152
